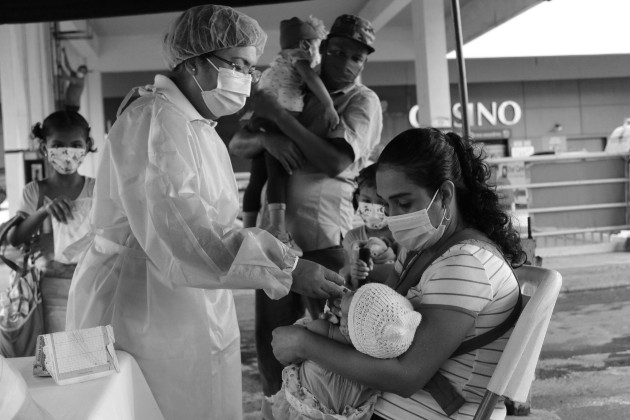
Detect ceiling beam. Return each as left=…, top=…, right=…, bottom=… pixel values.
left=358, top=0, right=411, bottom=32
left=445, top=0, right=544, bottom=52
left=56, top=20, right=99, bottom=59
left=0, top=0, right=308, bottom=24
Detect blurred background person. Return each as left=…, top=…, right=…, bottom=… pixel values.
left=57, top=47, right=88, bottom=112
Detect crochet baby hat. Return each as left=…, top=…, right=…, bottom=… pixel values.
left=348, top=283, right=422, bottom=359
left=280, top=16, right=327, bottom=49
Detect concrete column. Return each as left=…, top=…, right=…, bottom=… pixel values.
left=0, top=23, right=55, bottom=215
left=411, top=0, right=452, bottom=128
left=79, top=68, right=105, bottom=178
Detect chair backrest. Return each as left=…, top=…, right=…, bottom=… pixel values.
left=473, top=265, right=562, bottom=420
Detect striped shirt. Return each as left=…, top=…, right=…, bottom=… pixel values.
left=375, top=240, right=519, bottom=420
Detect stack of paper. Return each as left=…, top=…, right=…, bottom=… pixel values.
left=33, top=325, right=120, bottom=385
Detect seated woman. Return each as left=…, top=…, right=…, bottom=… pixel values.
left=271, top=127, right=525, bottom=419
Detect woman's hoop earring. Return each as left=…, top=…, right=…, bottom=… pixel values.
left=444, top=208, right=451, bottom=221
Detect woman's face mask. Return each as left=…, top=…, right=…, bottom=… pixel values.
left=386, top=189, right=447, bottom=252
left=357, top=202, right=388, bottom=230
left=193, top=58, right=251, bottom=118
left=47, top=147, right=86, bottom=175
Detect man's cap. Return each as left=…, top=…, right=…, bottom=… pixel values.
left=327, top=14, right=375, bottom=54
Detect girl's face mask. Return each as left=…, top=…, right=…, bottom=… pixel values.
left=357, top=201, right=388, bottom=230
left=47, top=147, right=86, bottom=175
left=386, top=189, right=447, bottom=252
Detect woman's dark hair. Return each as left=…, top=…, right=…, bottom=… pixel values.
left=377, top=128, right=525, bottom=266
left=352, top=163, right=377, bottom=211
left=31, top=110, right=97, bottom=153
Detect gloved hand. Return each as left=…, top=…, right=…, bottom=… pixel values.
left=290, top=259, right=345, bottom=299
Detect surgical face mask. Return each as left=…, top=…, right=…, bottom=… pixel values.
left=47, top=147, right=86, bottom=175
left=386, top=189, right=447, bottom=252
left=322, top=46, right=365, bottom=85
left=357, top=202, right=388, bottom=230
left=193, top=59, right=251, bottom=118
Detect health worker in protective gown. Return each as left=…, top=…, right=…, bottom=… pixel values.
left=65, top=5, right=345, bottom=420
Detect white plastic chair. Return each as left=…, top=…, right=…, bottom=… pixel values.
left=473, top=265, right=562, bottom=420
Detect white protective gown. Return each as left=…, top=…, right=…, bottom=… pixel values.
left=66, top=75, right=295, bottom=420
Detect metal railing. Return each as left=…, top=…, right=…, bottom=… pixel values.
left=235, top=152, right=630, bottom=254
left=488, top=151, right=630, bottom=253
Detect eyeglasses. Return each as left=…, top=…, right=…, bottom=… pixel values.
left=208, top=54, right=261, bottom=83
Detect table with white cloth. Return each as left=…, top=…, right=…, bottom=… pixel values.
left=6, top=350, right=165, bottom=420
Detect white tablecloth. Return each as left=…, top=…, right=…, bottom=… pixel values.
left=5, top=351, right=164, bottom=420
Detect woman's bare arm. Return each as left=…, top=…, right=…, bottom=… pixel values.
left=274, top=307, right=474, bottom=397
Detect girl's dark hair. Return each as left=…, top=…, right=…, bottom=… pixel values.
left=352, top=163, right=377, bottom=211
left=31, top=110, right=97, bottom=153
left=377, top=128, right=525, bottom=266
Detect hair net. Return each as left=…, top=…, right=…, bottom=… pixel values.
left=163, top=4, right=267, bottom=69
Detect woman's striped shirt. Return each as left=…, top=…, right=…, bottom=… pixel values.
left=374, top=240, right=519, bottom=420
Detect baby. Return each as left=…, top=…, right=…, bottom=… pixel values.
left=269, top=283, right=422, bottom=420
left=241, top=16, right=338, bottom=256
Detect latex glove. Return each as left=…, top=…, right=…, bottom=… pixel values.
left=291, top=259, right=345, bottom=300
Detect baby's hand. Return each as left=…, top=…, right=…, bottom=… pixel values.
left=350, top=259, right=371, bottom=290
left=319, top=311, right=340, bottom=325
left=323, top=107, right=340, bottom=131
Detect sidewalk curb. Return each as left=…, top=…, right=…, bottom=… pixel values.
left=542, top=251, right=630, bottom=293
left=506, top=409, right=561, bottom=420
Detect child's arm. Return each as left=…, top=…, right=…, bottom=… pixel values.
left=8, top=197, right=74, bottom=247
left=7, top=211, right=48, bottom=247
left=293, top=60, right=339, bottom=129
left=57, top=62, right=70, bottom=82
left=305, top=318, right=352, bottom=345
left=61, top=48, right=75, bottom=76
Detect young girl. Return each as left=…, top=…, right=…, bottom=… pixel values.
left=342, top=163, right=398, bottom=288
left=8, top=110, right=96, bottom=333
left=269, top=283, right=422, bottom=420
left=241, top=15, right=339, bottom=256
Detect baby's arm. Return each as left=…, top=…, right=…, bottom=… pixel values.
left=306, top=318, right=352, bottom=345
left=293, top=60, right=339, bottom=129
